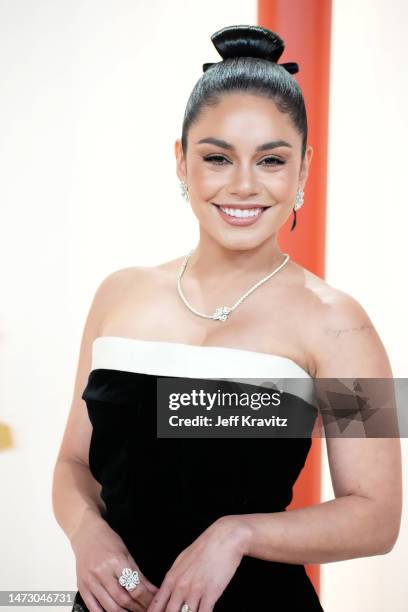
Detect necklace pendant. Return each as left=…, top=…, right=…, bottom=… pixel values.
left=213, top=306, right=231, bottom=321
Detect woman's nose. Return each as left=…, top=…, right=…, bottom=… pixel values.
left=227, top=163, right=261, bottom=198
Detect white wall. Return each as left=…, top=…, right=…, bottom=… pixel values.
left=0, top=1, right=406, bottom=611
left=321, top=0, right=408, bottom=610
left=0, top=0, right=256, bottom=610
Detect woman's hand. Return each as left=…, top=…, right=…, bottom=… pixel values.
left=146, top=516, right=250, bottom=612
left=70, top=508, right=159, bottom=612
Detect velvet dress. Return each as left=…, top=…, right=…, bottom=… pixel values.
left=72, top=336, right=324, bottom=612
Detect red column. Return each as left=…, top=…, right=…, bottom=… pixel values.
left=258, top=0, right=333, bottom=597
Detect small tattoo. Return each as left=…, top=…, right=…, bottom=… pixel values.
left=324, top=324, right=373, bottom=338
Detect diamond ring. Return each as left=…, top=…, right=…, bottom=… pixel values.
left=118, top=567, right=140, bottom=592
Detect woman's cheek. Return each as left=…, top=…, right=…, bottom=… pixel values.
left=264, top=169, right=295, bottom=201
left=191, top=170, right=226, bottom=201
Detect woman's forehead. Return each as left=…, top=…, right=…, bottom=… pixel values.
left=190, top=108, right=298, bottom=150
left=192, top=94, right=296, bottom=130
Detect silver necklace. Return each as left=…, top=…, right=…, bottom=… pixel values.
left=177, top=248, right=290, bottom=322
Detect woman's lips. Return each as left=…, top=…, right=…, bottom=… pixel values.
left=212, top=203, right=270, bottom=226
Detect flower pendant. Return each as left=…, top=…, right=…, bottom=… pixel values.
left=213, top=306, right=232, bottom=321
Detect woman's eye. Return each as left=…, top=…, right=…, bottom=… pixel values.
left=203, top=155, right=230, bottom=165
left=203, top=155, right=284, bottom=167
left=259, top=157, right=285, bottom=166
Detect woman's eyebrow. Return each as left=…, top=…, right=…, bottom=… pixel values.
left=195, top=137, right=293, bottom=151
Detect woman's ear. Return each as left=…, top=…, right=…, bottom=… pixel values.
left=174, top=138, right=187, bottom=183
left=299, top=144, right=313, bottom=187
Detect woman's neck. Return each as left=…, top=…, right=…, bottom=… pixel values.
left=186, top=235, right=286, bottom=283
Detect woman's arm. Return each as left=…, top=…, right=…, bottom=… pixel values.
left=54, top=266, right=160, bottom=612
left=52, top=267, right=130, bottom=544
left=52, top=458, right=107, bottom=543
left=223, top=478, right=400, bottom=565
left=221, top=291, right=402, bottom=564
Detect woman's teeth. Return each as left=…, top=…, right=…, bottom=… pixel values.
left=219, top=206, right=263, bottom=218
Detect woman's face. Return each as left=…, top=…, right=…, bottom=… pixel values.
left=175, top=93, right=313, bottom=250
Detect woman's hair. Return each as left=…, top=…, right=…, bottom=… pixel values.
left=181, top=25, right=308, bottom=231
left=181, top=24, right=307, bottom=162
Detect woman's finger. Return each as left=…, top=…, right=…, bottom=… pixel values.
left=164, top=591, right=200, bottom=612
left=125, top=553, right=159, bottom=596
left=114, top=573, right=156, bottom=610
left=75, top=588, right=105, bottom=612
left=138, top=574, right=159, bottom=595
left=197, top=594, right=216, bottom=612
left=147, top=581, right=172, bottom=612
left=114, top=561, right=158, bottom=610
left=89, top=578, right=136, bottom=611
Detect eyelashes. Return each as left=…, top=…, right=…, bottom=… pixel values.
left=203, top=155, right=285, bottom=167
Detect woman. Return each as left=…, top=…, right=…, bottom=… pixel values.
left=52, top=25, right=402, bottom=612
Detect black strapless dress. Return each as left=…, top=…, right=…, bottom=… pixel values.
left=72, top=336, right=324, bottom=611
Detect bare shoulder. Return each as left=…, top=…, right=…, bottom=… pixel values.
left=95, top=262, right=161, bottom=298
left=97, top=264, right=146, bottom=289
left=291, top=262, right=393, bottom=378
left=91, top=265, right=149, bottom=329
left=94, top=258, right=181, bottom=322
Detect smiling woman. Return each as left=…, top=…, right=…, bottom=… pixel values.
left=52, top=23, right=402, bottom=612
left=178, top=95, right=310, bottom=244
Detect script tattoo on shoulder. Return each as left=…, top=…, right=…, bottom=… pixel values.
left=324, top=324, right=374, bottom=338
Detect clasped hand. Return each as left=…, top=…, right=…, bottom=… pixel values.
left=146, top=515, right=249, bottom=612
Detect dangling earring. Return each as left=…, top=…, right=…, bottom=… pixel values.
left=294, top=188, right=304, bottom=211
left=180, top=180, right=190, bottom=202
left=290, top=188, right=304, bottom=231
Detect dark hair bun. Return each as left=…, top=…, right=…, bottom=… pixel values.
left=203, top=24, right=299, bottom=74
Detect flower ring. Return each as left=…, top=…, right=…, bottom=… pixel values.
left=118, top=567, right=140, bottom=592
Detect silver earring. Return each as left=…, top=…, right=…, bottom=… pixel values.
left=294, top=189, right=304, bottom=211
left=180, top=180, right=190, bottom=201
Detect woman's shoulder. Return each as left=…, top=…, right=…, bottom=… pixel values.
left=96, top=261, right=172, bottom=288
left=289, top=261, right=389, bottom=377
left=289, top=259, right=369, bottom=317
left=95, top=258, right=183, bottom=301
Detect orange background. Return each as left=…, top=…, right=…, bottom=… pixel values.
left=258, top=0, right=333, bottom=594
